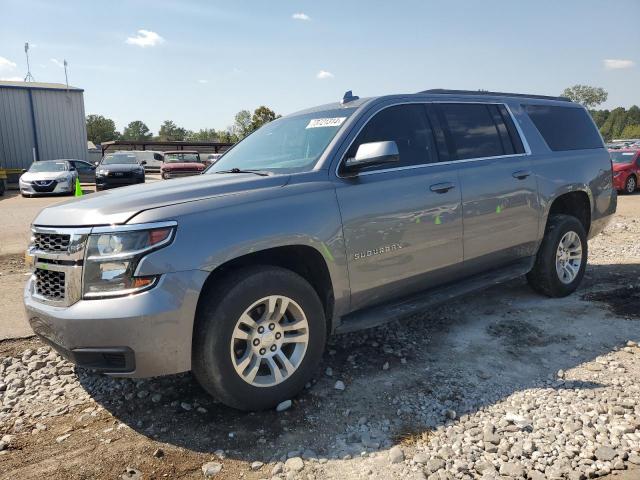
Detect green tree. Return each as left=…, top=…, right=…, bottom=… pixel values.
left=86, top=114, right=119, bottom=144
left=600, top=107, right=629, bottom=141
left=621, top=124, right=640, bottom=139
left=251, top=106, right=279, bottom=131
left=121, top=120, right=153, bottom=141
left=158, top=120, right=189, bottom=141
left=216, top=128, right=238, bottom=143
left=232, top=110, right=253, bottom=139
left=186, top=128, right=219, bottom=141
left=561, top=85, right=608, bottom=109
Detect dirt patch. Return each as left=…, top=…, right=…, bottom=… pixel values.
left=582, top=286, right=640, bottom=320
left=486, top=318, right=574, bottom=347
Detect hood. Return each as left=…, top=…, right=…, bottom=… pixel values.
left=33, top=173, right=289, bottom=226
left=612, top=162, right=633, bottom=172
left=98, top=163, right=143, bottom=172
left=21, top=171, right=73, bottom=182
left=161, top=162, right=205, bottom=171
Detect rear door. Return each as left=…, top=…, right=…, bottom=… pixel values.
left=433, top=103, right=539, bottom=274
left=333, top=103, right=464, bottom=310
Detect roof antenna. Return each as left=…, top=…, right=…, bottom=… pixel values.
left=341, top=90, right=359, bottom=104
left=24, top=42, right=35, bottom=82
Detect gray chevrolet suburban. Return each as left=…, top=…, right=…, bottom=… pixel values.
left=24, top=89, right=616, bottom=410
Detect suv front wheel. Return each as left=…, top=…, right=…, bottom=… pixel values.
left=193, top=266, right=326, bottom=411
left=527, top=214, right=588, bottom=298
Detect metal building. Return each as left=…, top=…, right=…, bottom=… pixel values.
left=0, top=81, right=87, bottom=179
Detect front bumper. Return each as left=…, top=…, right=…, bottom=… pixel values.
left=96, top=176, right=145, bottom=189
left=20, top=180, right=73, bottom=195
left=24, top=269, right=209, bottom=377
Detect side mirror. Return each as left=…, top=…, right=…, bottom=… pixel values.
left=94, top=161, right=99, bottom=166
left=343, top=141, right=400, bottom=173
left=140, top=160, right=147, bottom=165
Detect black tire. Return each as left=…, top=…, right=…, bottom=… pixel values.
left=0, top=180, right=5, bottom=196
left=192, top=266, right=326, bottom=411
left=526, top=214, right=588, bottom=298
left=624, top=175, right=637, bottom=194
left=161, top=172, right=170, bottom=180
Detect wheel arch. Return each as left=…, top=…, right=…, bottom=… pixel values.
left=194, top=244, right=337, bottom=335
left=545, top=189, right=592, bottom=235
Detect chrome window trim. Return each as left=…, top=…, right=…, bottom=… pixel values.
left=334, top=100, right=531, bottom=179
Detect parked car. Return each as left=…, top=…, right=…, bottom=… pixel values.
left=610, top=149, right=640, bottom=194
left=19, top=160, right=78, bottom=197
left=24, top=89, right=616, bottom=411
left=95, top=152, right=146, bottom=191
left=67, top=159, right=97, bottom=183
left=160, top=151, right=206, bottom=179
left=205, top=153, right=223, bottom=166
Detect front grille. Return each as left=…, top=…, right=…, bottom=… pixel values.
left=167, top=171, right=201, bottom=178
left=34, top=232, right=71, bottom=252
left=35, top=268, right=66, bottom=301
left=31, top=180, right=58, bottom=193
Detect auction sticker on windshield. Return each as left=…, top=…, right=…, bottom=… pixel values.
left=306, top=117, right=347, bottom=129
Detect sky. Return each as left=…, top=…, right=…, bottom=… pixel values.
left=1, top=0, right=639, bottom=135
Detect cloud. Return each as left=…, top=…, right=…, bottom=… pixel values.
left=197, top=79, right=208, bottom=84
left=603, top=59, right=635, bottom=70
left=316, top=70, right=334, bottom=80
left=292, top=12, right=310, bottom=21
left=50, top=58, right=64, bottom=68
left=0, top=56, right=17, bottom=73
left=126, top=30, right=165, bottom=48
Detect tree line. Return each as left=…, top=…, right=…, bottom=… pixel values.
left=87, top=86, right=640, bottom=146
left=86, top=106, right=279, bottom=145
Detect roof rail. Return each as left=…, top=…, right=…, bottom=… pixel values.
left=419, top=89, right=572, bottom=102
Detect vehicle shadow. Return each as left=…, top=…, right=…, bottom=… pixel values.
left=76, top=262, right=639, bottom=463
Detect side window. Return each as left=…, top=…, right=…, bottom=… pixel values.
left=437, top=104, right=506, bottom=160
left=524, top=104, right=603, bottom=151
left=346, top=104, right=437, bottom=171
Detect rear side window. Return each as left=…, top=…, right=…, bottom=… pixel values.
left=346, top=104, right=437, bottom=170
left=525, top=105, right=603, bottom=151
left=437, top=104, right=523, bottom=161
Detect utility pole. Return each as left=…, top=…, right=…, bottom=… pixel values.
left=63, top=59, right=69, bottom=90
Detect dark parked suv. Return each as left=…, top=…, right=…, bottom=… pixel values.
left=95, top=152, right=146, bottom=190
left=24, top=89, right=615, bottom=410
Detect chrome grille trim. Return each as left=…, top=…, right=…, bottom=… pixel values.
left=28, top=226, right=91, bottom=307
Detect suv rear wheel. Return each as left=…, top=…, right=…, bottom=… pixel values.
left=193, top=266, right=326, bottom=411
left=526, top=214, right=587, bottom=298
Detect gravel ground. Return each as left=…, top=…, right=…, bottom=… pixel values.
left=1, top=195, right=639, bottom=479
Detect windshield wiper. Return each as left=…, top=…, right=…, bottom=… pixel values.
left=215, top=168, right=270, bottom=176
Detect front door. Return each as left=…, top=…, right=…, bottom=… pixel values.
left=434, top=102, right=540, bottom=273
left=333, top=103, right=464, bottom=311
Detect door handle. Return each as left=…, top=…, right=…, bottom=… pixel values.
left=429, top=182, right=455, bottom=194
left=512, top=170, right=531, bottom=180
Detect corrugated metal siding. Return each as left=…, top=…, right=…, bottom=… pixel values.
left=0, top=88, right=36, bottom=169
left=32, top=89, right=87, bottom=161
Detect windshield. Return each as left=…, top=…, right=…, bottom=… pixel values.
left=610, top=151, right=637, bottom=163
left=210, top=108, right=357, bottom=174
left=165, top=153, right=200, bottom=163
left=28, top=161, right=67, bottom=172
left=101, top=154, right=138, bottom=165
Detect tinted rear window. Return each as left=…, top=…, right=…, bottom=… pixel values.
left=438, top=104, right=506, bottom=160
left=525, top=105, right=603, bottom=151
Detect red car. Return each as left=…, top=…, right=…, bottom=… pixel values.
left=160, top=151, right=206, bottom=179
left=610, top=149, right=640, bottom=194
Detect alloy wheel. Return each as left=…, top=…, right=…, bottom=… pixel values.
left=555, top=231, right=582, bottom=284
left=230, top=295, right=309, bottom=387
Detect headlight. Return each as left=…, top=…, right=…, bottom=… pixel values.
left=97, top=169, right=109, bottom=176
left=82, top=222, right=176, bottom=299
